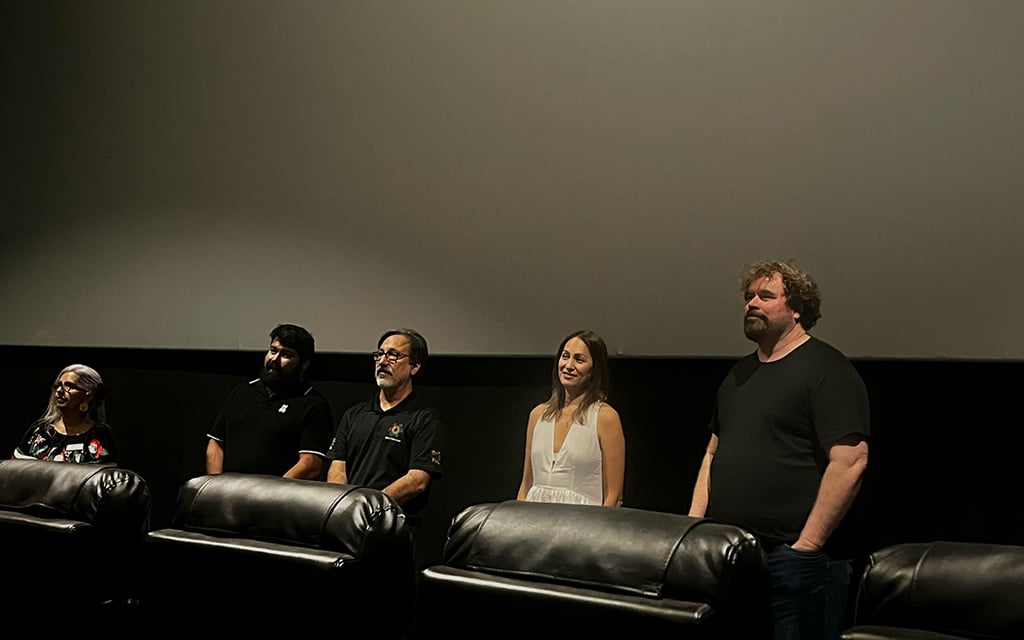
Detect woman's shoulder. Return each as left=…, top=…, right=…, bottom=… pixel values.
left=89, top=422, right=117, bottom=437
left=21, top=419, right=51, bottom=437
left=595, top=402, right=623, bottom=427
left=596, top=401, right=620, bottom=417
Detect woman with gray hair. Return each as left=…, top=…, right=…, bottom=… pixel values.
left=13, top=364, right=119, bottom=464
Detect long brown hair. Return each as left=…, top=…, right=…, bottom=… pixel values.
left=542, top=330, right=610, bottom=424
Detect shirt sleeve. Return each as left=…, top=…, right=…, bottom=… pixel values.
left=208, top=387, right=234, bottom=442
left=326, top=405, right=353, bottom=461
left=95, top=423, right=120, bottom=465
left=408, top=408, right=444, bottom=477
left=13, top=422, right=43, bottom=459
left=708, top=401, right=720, bottom=436
left=812, top=357, right=871, bottom=449
left=299, top=397, right=335, bottom=457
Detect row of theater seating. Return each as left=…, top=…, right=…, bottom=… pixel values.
left=1, top=458, right=1021, bottom=639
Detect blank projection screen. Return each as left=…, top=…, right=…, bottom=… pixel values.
left=3, top=1, right=1023, bottom=359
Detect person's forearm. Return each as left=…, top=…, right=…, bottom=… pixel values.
left=205, top=440, right=224, bottom=474
left=326, top=462, right=347, bottom=484
left=383, top=470, right=429, bottom=505
left=795, top=454, right=867, bottom=550
left=688, top=451, right=713, bottom=517
left=516, top=482, right=530, bottom=501
left=283, top=454, right=322, bottom=480
left=602, top=489, right=623, bottom=507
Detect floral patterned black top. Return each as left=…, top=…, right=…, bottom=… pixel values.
left=13, top=420, right=119, bottom=464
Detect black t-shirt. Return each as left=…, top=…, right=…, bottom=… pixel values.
left=208, top=378, right=335, bottom=476
left=707, top=337, right=870, bottom=552
left=328, top=390, right=444, bottom=520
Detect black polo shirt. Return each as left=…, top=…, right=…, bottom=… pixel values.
left=208, top=378, right=335, bottom=476
left=328, top=389, right=444, bottom=520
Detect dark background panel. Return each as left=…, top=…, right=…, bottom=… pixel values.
left=2, top=345, right=1021, bottom=568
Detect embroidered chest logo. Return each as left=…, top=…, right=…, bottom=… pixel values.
left=278, top=404, right=289, bottom=414
left=385, top=422, right=404, bottom=442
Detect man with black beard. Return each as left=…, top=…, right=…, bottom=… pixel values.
left=327, top=328, right=444, bottom=568
left=206, top=324, right=334, bottom=479
left=688, top=260, right=870, bottom=640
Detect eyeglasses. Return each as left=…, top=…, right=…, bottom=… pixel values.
left=371, top=350, right=409, bottom=364
left=52, top=381, right=87, bottom=394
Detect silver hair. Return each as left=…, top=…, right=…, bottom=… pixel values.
left=39, top=364, right=107, bottom=425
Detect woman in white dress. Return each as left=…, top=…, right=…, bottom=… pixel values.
left=516, top=330, right=626, bottom=506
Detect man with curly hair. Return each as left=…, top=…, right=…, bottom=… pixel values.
left=689, top=260, right=870, bottom=640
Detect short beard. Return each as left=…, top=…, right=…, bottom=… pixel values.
left=260, top=366, right=293, bottom=387
left=375, top=371, right=395, bottom=389
left=743, top=316, right=773, bottom=342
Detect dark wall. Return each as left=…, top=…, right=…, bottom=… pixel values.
left=2, top=345, right=1021, bottom=567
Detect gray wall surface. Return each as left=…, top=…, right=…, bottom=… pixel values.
left=4, top=1, right=1022, bottom=358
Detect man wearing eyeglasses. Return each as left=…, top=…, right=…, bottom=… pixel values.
left=326, top=328, right=445, bottom=568
left=206, top=324, right=335, bottom=480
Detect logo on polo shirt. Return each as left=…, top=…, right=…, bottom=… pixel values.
left=385, top=422, right=404, bottom=442
left=278, top=404, right=289, bottom=414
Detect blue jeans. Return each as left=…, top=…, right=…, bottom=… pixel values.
left=767, top=544, right=851, bottom=640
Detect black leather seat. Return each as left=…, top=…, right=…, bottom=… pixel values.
left=842, top=540, right=1024, bottom=640
left=0, top=459, right=152, bottom=612
left=142, top=473, right=416, bottom=634
left=413, top=500, right=771, bottom=639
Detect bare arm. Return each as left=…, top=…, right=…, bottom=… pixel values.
left=597, top=404, right=626, bottom=507
left=383, top=469, right=431, bottom=505
left=326, top=459, right=348, bottom=484
left=688, top=434, right=718, bottom=517
left=205, top=439, right=224, bottom=475
left=516, top=405, right=545, bottom=500
left=283, top=452, right=324, bottom=480
left=793, top=438, right=869, bottom=550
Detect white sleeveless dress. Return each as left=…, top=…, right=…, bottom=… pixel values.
left=525, top=402, right=604, bottom=505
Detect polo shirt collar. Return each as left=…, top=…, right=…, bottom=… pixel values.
left=370, top=389, right=419, bottom=414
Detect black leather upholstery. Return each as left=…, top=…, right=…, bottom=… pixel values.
left=143, top=473, right=415, bottom=633
left=413, top=500, right=771, bottom=638
left=0, top=459, right=152, bottom=609
left=842, top=541, right=1024, bottom=640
